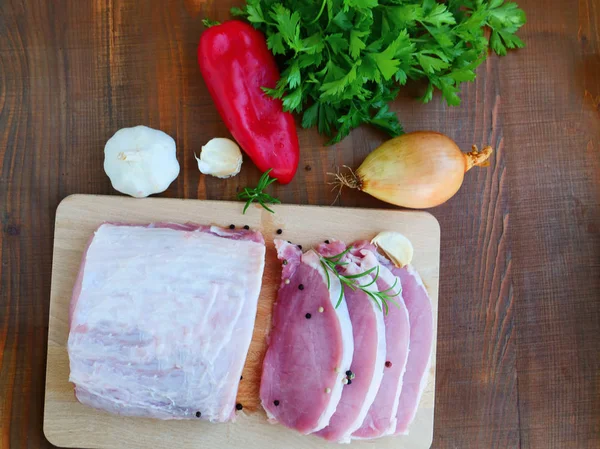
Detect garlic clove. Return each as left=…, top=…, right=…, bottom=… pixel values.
left=104, top=126, right=180, bottom=198
left=371, top=231, right=414, bottom=267
left=196, top=138, right=243, bottom=178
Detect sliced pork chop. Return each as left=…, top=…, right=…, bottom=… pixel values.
left=260, top=240, right=353, bottom=434
left=68, top=223, right=265, bottom=422
left=351, top=242, right=411, bottom=439
left=387, top=264, right=433, bottom=435
left=314, top=241, right=387, bottom=443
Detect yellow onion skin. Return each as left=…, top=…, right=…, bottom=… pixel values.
left=356, top=132, right=490, bottom=209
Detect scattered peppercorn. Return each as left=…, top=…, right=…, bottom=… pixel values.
left=196, top=411, right=201, bottom=418
left=347, top=379, right=352, bottom=385
left=274, top=400, right=280, bottom=406
left=297, top=244, right=302, bottom=250
left=287, top=240, right=291, bottom=243
left=240, top=375, right=243, bottom=380
left=325, top=240, right=330, bottom=244
left=305, top=313, right=312, bottom=319
left=282, top=259, right=288, bottom=265
left=276, top=229, right=283, bottom=234
left=346, top=370, right=353, bottom=377
left=305, top=164, right=312, bottom=171
left=298, top=284, right=304, bottom=290
left=229, top=224, right=235, bottom=229
left=385, top=361, right=392, bottom=368
left=243, top=225, right=250, bottom=230
left=236, top=403, right=243, bottom=411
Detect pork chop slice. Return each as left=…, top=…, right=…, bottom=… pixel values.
left=314, top=241, right=387, bottom=443
left=387, top=264, right=434, bottom=435
left=350, top=243, right=411, bottom=439
left=68, top=223, right=265, bottom=422
left=259, top=240, right=353, bottom=434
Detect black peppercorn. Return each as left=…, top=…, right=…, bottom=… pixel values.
left=274, top=400, right=280, bottom=406
left=297, top=244, right=302, bottom=250
left=276, top=229, right=283, bottom=234
left=325, top=240, right=330, bottom=244
left=282, top=259, right=288, bottom=265
left=346, top=370, right=353, bottom=377
left=229, top=224, right=235, bottom=229
left=196, top=411, right=201, bottom=418
left=305, top=313, right=312, bottom=319
left=385, top=361, right=392, bottom=368
left=240, top=375, right=243, bottom=380
left=243, top=225, right=250, bottom=230
left=236, top=403, right=243, bottom=411
left=298, top=284, right=304, bottom=290
left=347, top=379, right=352, bottom=385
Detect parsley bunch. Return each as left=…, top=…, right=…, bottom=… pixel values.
left=231, top=0, right=526, bottom=144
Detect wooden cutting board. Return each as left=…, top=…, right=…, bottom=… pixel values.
left=44, top=194, right=440, bottom=449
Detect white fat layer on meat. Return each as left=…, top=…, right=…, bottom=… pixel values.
left=301, top=250, right=354, bottom=433
left=338, top=267, right=387, bottom=443
left=354, top=250, right=409, bottom=438
left=68, top=224, right=265, bottom=421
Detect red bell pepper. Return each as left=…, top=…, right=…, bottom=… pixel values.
left=198, top=21, right=299, bottom=184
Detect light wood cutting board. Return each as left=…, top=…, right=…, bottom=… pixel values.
left=44, top=194, right=440, bottom=449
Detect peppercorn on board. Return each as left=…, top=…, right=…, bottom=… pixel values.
left=44, top=194, right=440, bottom=449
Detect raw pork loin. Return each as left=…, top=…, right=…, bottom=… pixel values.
left=315, top=241, right=387, bottom=443
left=260, top=240, right=353, bottom=434
left=68, top=223, right=265, bottom=422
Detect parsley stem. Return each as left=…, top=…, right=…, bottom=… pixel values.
left=309, top=0, right=328, bottom=25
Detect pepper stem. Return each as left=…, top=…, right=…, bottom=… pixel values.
left=464, top=145, right=493, bottom=171
left=202, top=18, right=220, bottom=28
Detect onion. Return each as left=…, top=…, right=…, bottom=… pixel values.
left=332, top=131, right=493, bottom=209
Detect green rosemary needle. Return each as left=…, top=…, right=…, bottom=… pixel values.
left=320, top=246, right=401, bottom=314
left=237, top=169, right=281, bottom=214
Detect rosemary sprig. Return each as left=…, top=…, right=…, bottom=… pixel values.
left=237, top=169, right=281, bottom=214
left=319, top=246, right=401, bottom=315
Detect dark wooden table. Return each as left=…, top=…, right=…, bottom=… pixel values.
left=1, top=1, right=598, bottom=448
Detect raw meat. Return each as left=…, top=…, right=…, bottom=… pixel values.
left=260, top=240, right=353, bottom=434
left=68, top=222, right=266, bottom=422
left=388, top=264, right=433, bottom=435
left=315, top=241, right=387, bottom=443
left=351, top=243, right=411, bottom=439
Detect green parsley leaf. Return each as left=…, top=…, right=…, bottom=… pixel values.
left=326, top=33, right=350, bottom=54
left=301, top=102, right=320, bottom=128
left=320, top=65, right=358, bottom=98
left=349, top=30, right=368, bottom=60
left=267, top=33, right=286, bottom=55
left=232, top=0, right=526, bottom=142
left=246, top=2, right=266, bottom=24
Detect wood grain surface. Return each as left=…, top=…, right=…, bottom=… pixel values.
left=43, top=195, right=439, bottom=449
left=0, top=1, right=598, bottom=449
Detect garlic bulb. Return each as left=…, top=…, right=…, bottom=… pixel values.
left=104, top=126, right=180, bottom=198
left=195, top=138, right=243, bottom=178
left=371, top=231, right=414, bottom=267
